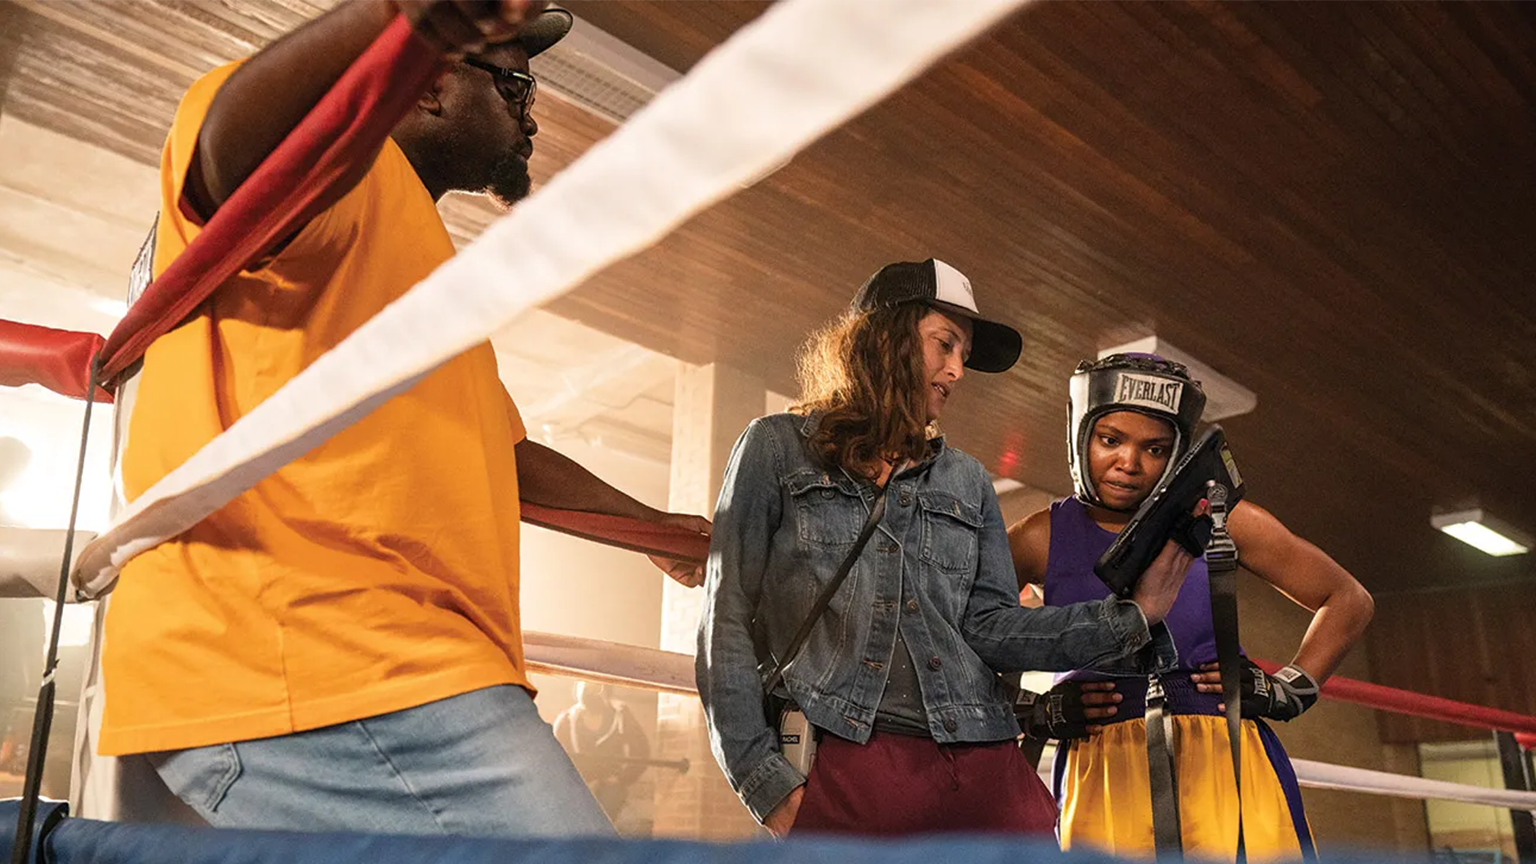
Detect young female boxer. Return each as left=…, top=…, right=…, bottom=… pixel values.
left=1011, top=353, right=1374, bottom=861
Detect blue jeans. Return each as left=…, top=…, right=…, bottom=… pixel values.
left=148, top=685, right=614, bottom=837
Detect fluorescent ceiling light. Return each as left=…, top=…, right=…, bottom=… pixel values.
left=1430, top=509, right=1531, bottom=557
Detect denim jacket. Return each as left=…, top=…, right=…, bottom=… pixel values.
left=695, top=413, right=1178, bottom=822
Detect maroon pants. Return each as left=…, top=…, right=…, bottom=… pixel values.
left=790, top=731, right=1058, bottom=837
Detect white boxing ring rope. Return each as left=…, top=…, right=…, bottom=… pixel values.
left=5, top=527, right=1534, bottom=814
left=68, top=0, right=1029, bottom=599
left=519, top=633, right=1536, bottom=814
left=523, top=631, right=697, bottom=697
left=1291, top=758, right=1536, bottom=813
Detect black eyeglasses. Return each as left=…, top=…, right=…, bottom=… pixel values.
left=462, top=58, right=537, bottom=118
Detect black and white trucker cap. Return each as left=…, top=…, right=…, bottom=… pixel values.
left=851, top=258, right=1023, bottom=373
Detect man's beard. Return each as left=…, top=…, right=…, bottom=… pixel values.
left=484, top=150, right=532, bottom=208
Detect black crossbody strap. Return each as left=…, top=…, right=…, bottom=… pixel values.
left=10, top=372, right=97, bottom=864
left=762, top=477, right=892, bottom=698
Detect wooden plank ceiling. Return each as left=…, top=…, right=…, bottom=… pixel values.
left=2, top=1, right=1533, bottom=595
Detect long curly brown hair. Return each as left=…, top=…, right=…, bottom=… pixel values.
left=791, top=303, right=933, bottom=477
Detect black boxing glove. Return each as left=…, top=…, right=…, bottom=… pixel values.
left=1016, top=681, right=1096, bottom=741
left=1237, top=658, right=1320, bottom=722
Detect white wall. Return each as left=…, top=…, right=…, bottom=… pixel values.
left=517, top=435, right=672, bottom=651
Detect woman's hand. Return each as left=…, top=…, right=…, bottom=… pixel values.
left=1129, top=499, right=1209, bottom=626
left=1191, top=658, right=1320, bottom=721
left=1020, top=680, right=1121, bottom=739
left=1076, top=681, right=1121, bottom=732
left=1129, top=539, right=1195, bottom=626
left=763, top=785, right=805, bottom=837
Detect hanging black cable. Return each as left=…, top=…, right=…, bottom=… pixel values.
left=8, top=362, right=99, bottom=864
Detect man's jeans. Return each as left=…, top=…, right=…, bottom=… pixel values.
left=148, top=685, right=614, bottom=837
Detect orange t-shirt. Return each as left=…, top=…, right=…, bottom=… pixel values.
left=101, top=63, right=530, bottom=755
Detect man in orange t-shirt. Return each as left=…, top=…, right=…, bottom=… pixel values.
left=101, top=1, right=707, bottom=838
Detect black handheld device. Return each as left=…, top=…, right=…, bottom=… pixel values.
left=1093, top=425, right=1245, bottom=597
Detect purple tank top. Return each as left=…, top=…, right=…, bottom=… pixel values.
left=1043, top=497, right=1224, bottom=679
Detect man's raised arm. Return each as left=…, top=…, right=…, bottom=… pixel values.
left=188, top=0, right=543, bottom=221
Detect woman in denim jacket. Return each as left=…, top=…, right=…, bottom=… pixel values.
left=697, top=260, right=1196, bottom=837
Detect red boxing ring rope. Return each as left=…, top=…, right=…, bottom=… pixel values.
left=1252, top=657, right=1536, bottom=738
left=520, top=503, right=709, bottom=562
left=97, top=14, right=442, bottom=384
left=0, top=320, right=111, bottom=402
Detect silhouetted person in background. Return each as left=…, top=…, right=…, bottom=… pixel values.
left=553, top=682, right=652, bottom=820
